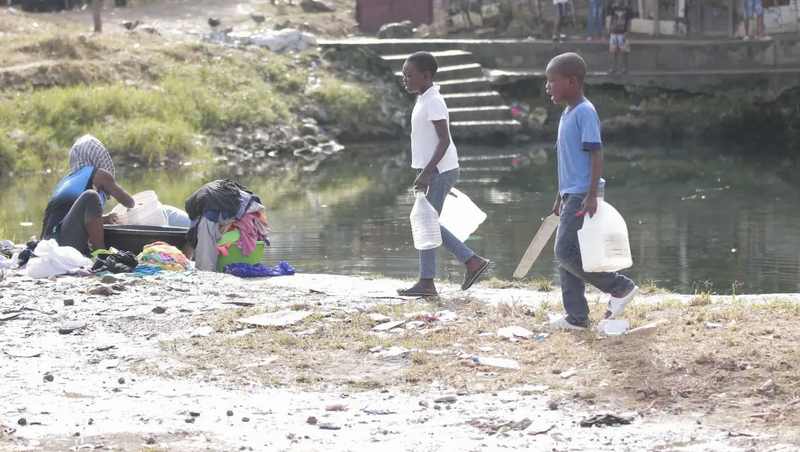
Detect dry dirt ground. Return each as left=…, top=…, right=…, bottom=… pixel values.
left=2, top=0, right=358, bottom=39
left=1, top=270, right=799, bottom=451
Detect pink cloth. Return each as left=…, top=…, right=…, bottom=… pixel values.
left=234, top=212, right=264, bottom=256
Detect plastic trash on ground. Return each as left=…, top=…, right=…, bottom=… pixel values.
left=25, top=239, right=92, bottom=279
left=410, top=191, right=442, bottom=250
left=439, top=188, right=487, bottom=242
left=597, top=319, right=630, bottom=336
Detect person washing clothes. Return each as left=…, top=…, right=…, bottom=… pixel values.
left=544, top=52, right=638, bottom=330
left=40, top=135, right=135, bottom=255
left=396, top=51, right=490, bottom=298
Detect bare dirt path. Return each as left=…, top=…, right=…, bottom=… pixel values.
left=1, top=271, right=798, bottom=451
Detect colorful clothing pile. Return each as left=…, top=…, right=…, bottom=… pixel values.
left=137, top=241, right=190, bottom=272
left=184, top=180, right=269, bottom=271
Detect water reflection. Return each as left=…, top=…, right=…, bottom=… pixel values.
left=1, top=143, right=798, bottom=294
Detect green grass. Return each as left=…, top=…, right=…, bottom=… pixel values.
left=0, top=35, right=385, bottom=175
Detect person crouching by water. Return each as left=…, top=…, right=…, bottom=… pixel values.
left=40, top=135, right=135, bottom=255
left=397, top=51, right=491, bottom=297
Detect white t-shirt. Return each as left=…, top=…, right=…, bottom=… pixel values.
left=410, top=85, right=459, bottom=173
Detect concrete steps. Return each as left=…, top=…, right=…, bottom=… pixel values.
left=442, top=91, right=506, bottom=108
left=437, top=77, right=493, bottom=94
left=381, top=49, right=474, bottom=71
left=449, top=106, right=512, bottom=122
left=394, top=63, right=484, bottom=81
left=374, top=49, right=519, bottom=140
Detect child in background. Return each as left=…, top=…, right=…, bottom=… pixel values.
left=608, top=0, right=634, bottom=74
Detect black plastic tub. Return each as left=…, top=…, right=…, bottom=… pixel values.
left=103, top=225, right=189, bottom=255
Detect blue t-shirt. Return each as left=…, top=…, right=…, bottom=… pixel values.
left=556, top=98, right=602, bottom=195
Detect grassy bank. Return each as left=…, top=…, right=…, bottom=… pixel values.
left=0, top=23, right=389, bottom=175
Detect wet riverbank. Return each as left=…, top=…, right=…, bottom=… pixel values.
left=1, top=270, right=799, bottom=451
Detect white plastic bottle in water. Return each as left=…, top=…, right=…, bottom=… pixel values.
left=410, top=191, right=442, bottom=250
left=577, top=178, right=633, bottom=272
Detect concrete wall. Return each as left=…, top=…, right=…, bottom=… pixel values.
left=326, top=37, right=800, bottom=71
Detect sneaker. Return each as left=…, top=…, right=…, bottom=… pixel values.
left=548, top=315, right=588, bottom=331
left=605, top=286, right=639, bottom=319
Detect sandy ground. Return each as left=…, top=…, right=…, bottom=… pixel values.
left=1, top=270, right=799, bottom=451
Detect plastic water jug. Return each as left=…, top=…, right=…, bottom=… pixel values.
left=439, top=188, right=487, bottom=242
left=110, top=191, right=168, bottom=226
left=410, top=191, right=442, bottom=250
left=577, top=197, right=632, bottom=273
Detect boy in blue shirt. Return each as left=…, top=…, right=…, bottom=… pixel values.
left=545, top=52, right=638, bottom=330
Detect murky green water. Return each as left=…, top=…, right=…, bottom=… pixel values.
left=2, top=142, right=798, bottom=294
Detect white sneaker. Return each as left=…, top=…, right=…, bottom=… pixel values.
left=548, top=315, right=588, bottom=331
left=605, top=286, right=639, bottom=319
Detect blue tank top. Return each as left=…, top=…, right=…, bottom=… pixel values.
left=41, top=166, right=107, bottom=239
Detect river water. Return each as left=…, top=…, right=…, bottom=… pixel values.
left=2, top=142, right=798, bottom=294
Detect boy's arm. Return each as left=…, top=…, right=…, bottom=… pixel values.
left=414, top=119, right=450, bottom=190
left=582, top=149, right=603, bottom=217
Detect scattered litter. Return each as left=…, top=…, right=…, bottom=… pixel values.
left=528, top=424, right=556, bottom=435
left=469, top=417, right=532, bottom=435
left=497, top=326, right=534, bottom=341
left=471, top=356, right=521, bottom=370
left=518, top=384, right=549, bottom=395
left=3, top=347, right=42, bottom=358
left=597, top=319, right=629, bottom=336
left=318, top=422, right=341, bottom=431
left=372, top=320, right=405, bottom=332
left=579, top=413, right=634, bottom=427
left=560, top=369, right=577, bottom=379
left=58, top=321, right=86, bottom=335
left=0, top=312, right=22, bottom=321
left=434, top=310, right=458, bottom=323
left=705, top=321, right=724, bottom=329
left=99, top=359, right=120, bottom=369
left=627, top=321, right=665, bottom=336
left=190, top=326, right=214, bottom=338
left=405, top=320, right=426, bottom=330
left=362, top=407, right=397, bottom=415
left=434, top=395, right=457, bottom=404
left=368, top=313, right=391, bottom=324
left=375, top=346, right=410, bottom=360
left=325, top=404, right=348, bottom=412
left=757, top=379, right=778, bottom=395
left=237, top=310, right=313, bottom=328
left=534, top=333, right=549, bottom=342
left=222, top=301, right=256, bottom=307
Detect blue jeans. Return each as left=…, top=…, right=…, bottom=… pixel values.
left=419, top=168, right=475, bottom=279
left=587, top=0, right=605, bottom=37
left=555, top=194, right=635, bottom=325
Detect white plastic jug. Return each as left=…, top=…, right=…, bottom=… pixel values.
left=439, top=188, right=487, bottom=242
left=410, top=191, right=442, bottom=250
left=577, top=199, right=632, bottom=273
left=110, top=191, right=167, bottom=226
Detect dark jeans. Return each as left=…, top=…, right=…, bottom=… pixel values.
left=555, top=193, right=635, bottom=325
left=56, top=190, right=102, bottom=255
left=418, top=168, right=475, bottom=279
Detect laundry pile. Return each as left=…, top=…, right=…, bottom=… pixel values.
left=137, top=242, right=191, bottom=272
left=185, top=180, right=270, bottom=272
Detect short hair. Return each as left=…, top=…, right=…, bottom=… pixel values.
left=546, top=52, right=587, bottom=83
left=406, top=51, right=439, bottom=77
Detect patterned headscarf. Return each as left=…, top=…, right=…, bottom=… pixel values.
left=68, top=134, right=114, bottom=176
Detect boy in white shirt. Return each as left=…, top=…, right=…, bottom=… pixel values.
left=397, top=52, right=490, bottom=297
